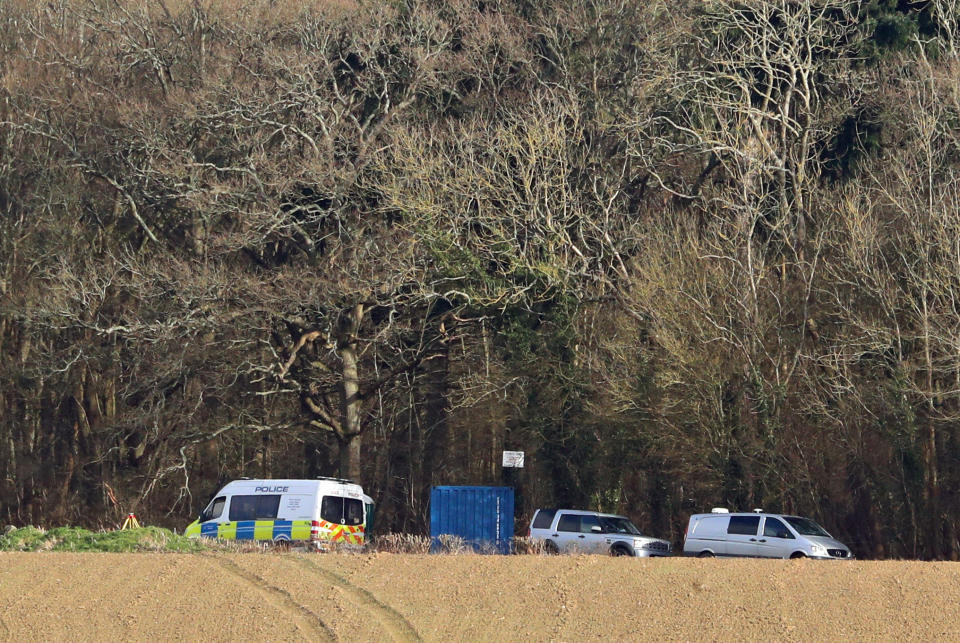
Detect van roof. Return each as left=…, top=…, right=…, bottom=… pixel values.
left=691, top=511, right=800, bottom=519
left=218, top=478, right=364, bottom=492
left=223, top=478, right=359, bottom=484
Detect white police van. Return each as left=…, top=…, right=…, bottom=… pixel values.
left=185, top=477, right=370, bottom=547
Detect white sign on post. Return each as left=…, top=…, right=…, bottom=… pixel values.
left=502, top=450, right=524, bottom=468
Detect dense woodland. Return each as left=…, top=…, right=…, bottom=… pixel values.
left=2, top=0, right=960, bottom=558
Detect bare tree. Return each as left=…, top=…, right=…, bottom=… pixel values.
left=817, top=41, right=960, bottom=557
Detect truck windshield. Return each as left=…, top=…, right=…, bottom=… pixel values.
left=784, top=516, right=830, bottom=537
left=599, top=517, right=642, bottom=535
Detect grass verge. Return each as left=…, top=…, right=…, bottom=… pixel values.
left=0, top=526, right=206, bottom=553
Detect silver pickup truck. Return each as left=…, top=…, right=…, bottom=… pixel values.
left=529, top=508, right=672, bottom=557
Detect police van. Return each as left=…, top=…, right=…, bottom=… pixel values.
left=184, top=477, right=370, bottom=548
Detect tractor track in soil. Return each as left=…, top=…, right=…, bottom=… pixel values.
left=294, top=556, right=421, bottom=642
left=202, top=554, right=338, bottom=641
left=3, top=553, right=960, bottom=641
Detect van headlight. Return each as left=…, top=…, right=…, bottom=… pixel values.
left=810, top=543, right=827, bottom=556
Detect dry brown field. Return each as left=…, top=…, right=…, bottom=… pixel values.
left=1, top=552, right=959, bottom=641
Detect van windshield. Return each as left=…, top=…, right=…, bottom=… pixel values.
left=784, top=516, right=830, bottom=537
left=599, top=517, right=642, bottom=535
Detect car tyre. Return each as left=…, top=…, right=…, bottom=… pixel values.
left=610, top=545, right=631, bottom=557
left=544, top=540, right=559, bottom=555
left=697, top=550, right=715, bottom=558
left=790, top=552, right=806, bottom=559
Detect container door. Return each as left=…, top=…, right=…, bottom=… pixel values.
left=364, top=501, right=375, bottom=536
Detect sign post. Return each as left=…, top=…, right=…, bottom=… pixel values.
left=501, top=451, right=524, bottom=536
left=502, top=450, right=524, bottom=468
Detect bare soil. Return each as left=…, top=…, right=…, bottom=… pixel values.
left=1, top=552, right=959, bottom=641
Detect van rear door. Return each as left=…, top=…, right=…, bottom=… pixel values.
left=317, top=488, right=366, bottom=544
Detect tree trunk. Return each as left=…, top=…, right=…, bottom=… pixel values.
left=337, top=304, right=364, bottom=482
left=922, top=294, right=940, bottom=558
left=338, top=435, right=361, bottom=482
left=420, top=336, right=450, bottom=505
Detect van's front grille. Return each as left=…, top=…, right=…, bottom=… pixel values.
left=827, top=549, right=848, bottom=558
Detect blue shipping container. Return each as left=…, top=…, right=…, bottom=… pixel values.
left=430, top=486, right=514, bottom=554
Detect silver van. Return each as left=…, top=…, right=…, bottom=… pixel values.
left=529, top=508, right=671, bottom=557
left=682, top=508, right=853, bottom=559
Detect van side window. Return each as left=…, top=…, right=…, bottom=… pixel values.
left=763, top=517, right=794, bottom=539
left=727, top=516, right=761, bottom=535
left=201, top=496, right=225, bottom=522
left=557, top=514, right=580, bottom=532
left=580, top=514, right=602, bottom=533
left=532, top=510, right=556, bottom=529
left=209, top=497, right=225, bottom=521
left=228, top=495, right=281, bottom=521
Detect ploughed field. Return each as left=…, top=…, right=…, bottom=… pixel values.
left=1, top=553, right=959, bottom=641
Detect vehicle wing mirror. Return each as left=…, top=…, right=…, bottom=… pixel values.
left=591, top=525, right=602, bottom=533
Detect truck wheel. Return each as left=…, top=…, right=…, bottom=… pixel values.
left=697, top=550, right=715, bottom=558
left=544, top=540, right=559, bottom=555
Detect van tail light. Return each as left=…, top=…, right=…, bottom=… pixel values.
left=310, top=520, right=321, bottom=541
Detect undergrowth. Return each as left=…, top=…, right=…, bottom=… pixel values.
left=0, top=526, right=206, bottom=553
left=1, top=527, right=544, bottom=555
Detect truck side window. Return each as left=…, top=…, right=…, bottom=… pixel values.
left=727, top=516, right=761, bottom=535
left=763, top=517, right=794, bottom=539
left=580, top=514, right=602, bottom=533
left=557, top=514, right=579, bottom=532
left=532, top=510, right=556, bottom=529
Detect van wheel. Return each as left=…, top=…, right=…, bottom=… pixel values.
left=544, top=540, right=559, bottom=555
left=790, top=552, right=806, bottom=559
left=697, top=550, right=715, bottom=558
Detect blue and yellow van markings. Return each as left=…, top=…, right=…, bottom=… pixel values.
left=188, top=519, right=319, bottom=542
